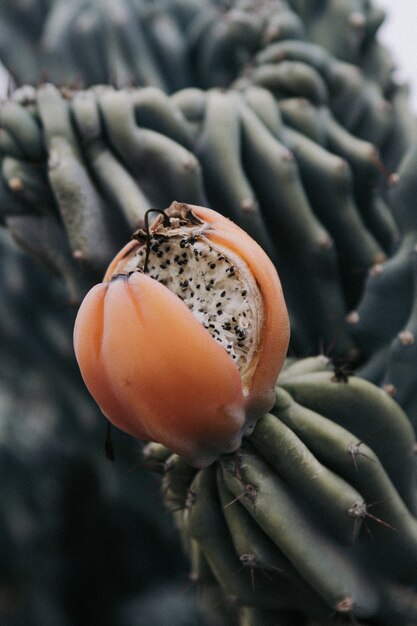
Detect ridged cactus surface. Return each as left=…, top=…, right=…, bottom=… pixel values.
left=148, top=358, right=417, bottom=625
left=0, top=73, right=412, bottom=360
left=0, top=0, right=398, bottom=90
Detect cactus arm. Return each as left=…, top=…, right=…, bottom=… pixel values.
left=270, top=392, right=417, bottom=577
left=46, top=135, right=114, bottom=272
left=68, top=7, right=108, bottom=87
left=356, top=194, right=399, bottom=255
left=194, top=90, right=258, bottom=219
left=353, top=84, right=392, bottom=147
left=169, top=87, right=206, bottom=142
left=249, top=413, right=365, bottom=545
left=278, top=97, right=327, bottom=144
left=282, top=125, right=384, bottom=291
left=241, top=86, right=283, bottom=138
left=103, top=0, right=167, bottom=91
left=255, top=40, right=333, bottom=81
left=279, top=371, right=416, bottom=504
left=0, top=170, right=33, bottom=218
left=0, top=127, right=26, bottom=160
left=97, top=89, right=205, bottom=208
left=2, top=156, right=55, bottom=210
left=329, top=62, right=368, bottom=131
left=0, top=101, right=45, bottom=162
left=218, top=467, right=330, bottom=617
left=274, top=385, right=417, bottom=524
left=250, top=61, right=328, bottom=105
left=40, top=0, right=83, bottom=56
left=355, top=344, right=391, bottom=384
left=238, top=101, right=354, bottom=357
left=260, top=9, right=305, bottom=47
left=347, top=234, right=415, bottom=354
left=186, top=466, right=291, bottom=611
left=89, top=145, right=151, bottom=231
left=382, top=251, right=417, bottom=430
left=191, top=90, right=277, bottom=264
left=221, top=448, right=380, bottom=618
left=130, top=87, right=193, bottom=148
left=324, top=111, right=381, bottom=189
left=142, top=11, right=192, bottom=93
left=71, top=89, right=150, bottom=230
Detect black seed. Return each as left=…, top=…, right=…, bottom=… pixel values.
left=242, top=290, right=247, bottom=296
left=210, top=263, right=216, bottom=269
left=216, top=302, right=221, bottom=308
left=160, top=263, right=167, bottom=269
left=179, top=268, right=184, bottom=274
left=221, top=291, right=226, bottom=297
left=218, top=310, right=223, bottom=315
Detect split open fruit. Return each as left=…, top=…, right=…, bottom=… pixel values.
left=73, top=202, right=290, bottom=466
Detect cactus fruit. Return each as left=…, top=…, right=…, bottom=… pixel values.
left=149, top=359, right=417, bottom=625
left=74, top=202, right=290, bottom=466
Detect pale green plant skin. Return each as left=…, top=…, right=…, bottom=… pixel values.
left=150, top=360, right=417, bottom=626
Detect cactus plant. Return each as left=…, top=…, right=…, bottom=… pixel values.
left=0, top=1, right=417, bottom=625
left=0, top=72, right=408, bottom=358
left=149, top=358, right=417, bottom=625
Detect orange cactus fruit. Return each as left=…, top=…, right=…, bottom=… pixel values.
left=73, top=202, right=290, bottom=467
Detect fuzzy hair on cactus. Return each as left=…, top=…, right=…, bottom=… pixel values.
left=73, top=202, right=290, bottom=467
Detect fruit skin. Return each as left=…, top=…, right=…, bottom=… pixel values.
left=74, top=203, right=290, bottom=467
